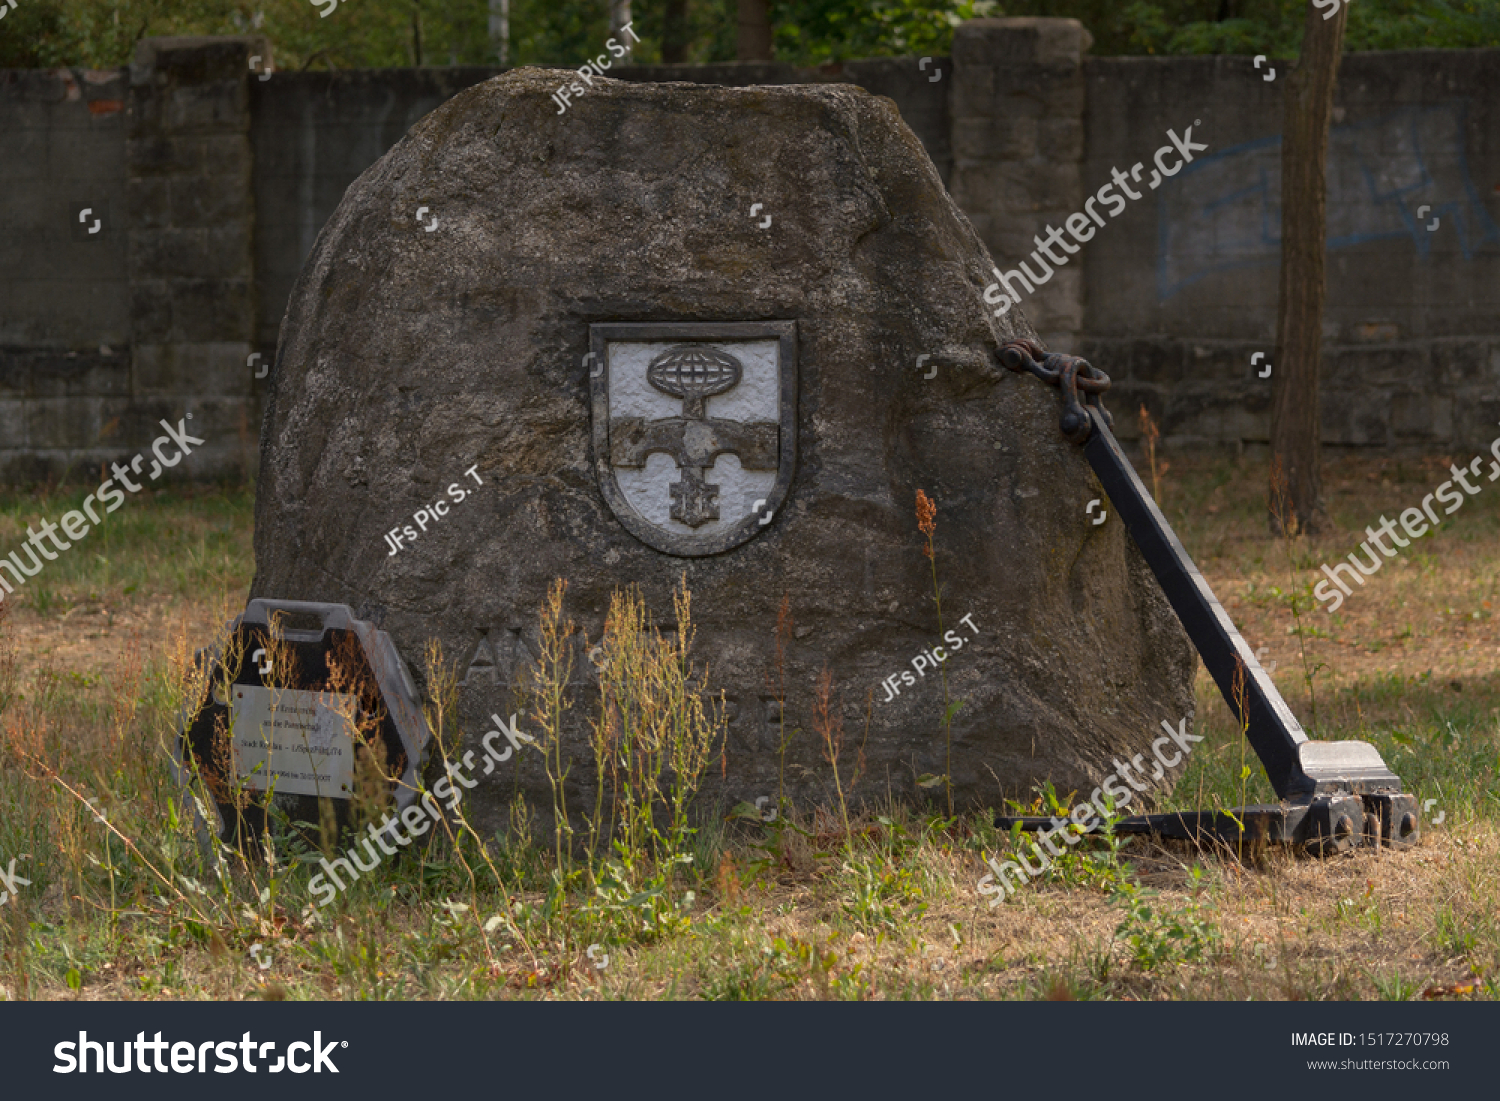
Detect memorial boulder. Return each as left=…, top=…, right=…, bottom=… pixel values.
left=252, top=68, right=1197, bottom=835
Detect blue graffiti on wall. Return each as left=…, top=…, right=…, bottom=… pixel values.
left=1158, top=101, right=1499, bottom=301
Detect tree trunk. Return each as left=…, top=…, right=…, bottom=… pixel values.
left=610, top=0, right=632, bottom=44
left=737, top=0, right=772, bottom=61
left=663, top=0, right=689, bottom=64
left=488, top=0, right=510, bottom=65
left=1269, top=2, right=1346, bottom=535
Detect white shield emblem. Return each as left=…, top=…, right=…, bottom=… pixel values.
left=589, top=322, right=797, bottom=556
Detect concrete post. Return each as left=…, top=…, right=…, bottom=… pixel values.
left=125, top=35, right=265, bottom=477
left=950, top=17, right=1090, bottom=353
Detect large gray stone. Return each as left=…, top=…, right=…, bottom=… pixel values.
left=252, top=67, right=1196, bottom=834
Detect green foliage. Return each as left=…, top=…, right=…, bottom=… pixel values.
left=1432, top=901, right=1493, bottom=962
left=840, top=856, right=927, bottom=931
left=508, top=0, right=621, bottom=67
left=1000, top=0, right=1498, bottom=57
left=1, top=0, right=1493, bottom=71
left=1333, top=882, right=1384, bottom=935
left=0, top=0, right=497, bottom=71
left=769, top=0, right=998, bottom=64
left=1345, top=0, right=1500, bottom=50
left=1000, top=780, right=1133, bottom=894
left=1370, top=970, right=1425, bottom=1000
left=701, top=933, right=859, bottom=1000
left=587, top=859, right=696, bottom=942
left=1112, top=875, right=1223, bottom=971
left=507, top=575, right=726, bottom=965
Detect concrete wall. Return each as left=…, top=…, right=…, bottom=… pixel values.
left=2, top=22, right=1497, bottom=480
left=251, top=68, right=501, bottom=352
left=0, top=66, right=132, bottom=482
left=1077, top=47, right=1500, bottom=450
left=0, top=40, right=266, bottom=482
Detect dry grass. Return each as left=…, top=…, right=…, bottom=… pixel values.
left=0, top=450, right=1496, bottom=1001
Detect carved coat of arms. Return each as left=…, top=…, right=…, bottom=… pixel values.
left=589, top=322, right=797, bottom=556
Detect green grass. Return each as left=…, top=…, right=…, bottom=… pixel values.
left=0, top=484, right=254, bottom=613
left=1, top=452, right=1497, bottom=1001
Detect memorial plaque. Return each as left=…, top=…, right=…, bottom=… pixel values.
left=177, top=600, right=431, bottom=848
left=228, top=686, right=359, bottom=798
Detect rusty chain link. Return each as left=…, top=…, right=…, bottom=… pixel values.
left=997, top=339, right=1113, bottom=444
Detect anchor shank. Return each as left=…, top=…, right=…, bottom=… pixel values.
left=1081, top=407, right=1316, bottom=799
